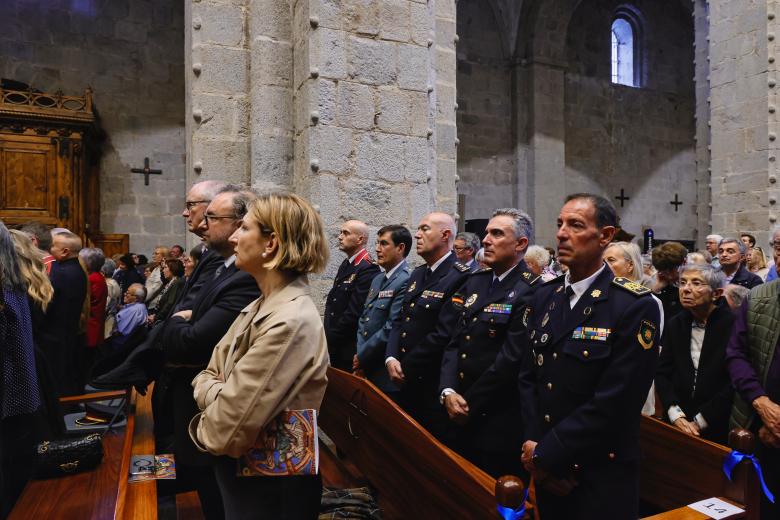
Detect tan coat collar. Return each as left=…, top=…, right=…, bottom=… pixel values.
left=247, top=275, right=311, bottom=323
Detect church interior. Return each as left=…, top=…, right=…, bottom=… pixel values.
left=1, top=0, right=778, bottom=518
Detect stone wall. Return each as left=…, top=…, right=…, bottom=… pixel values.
left=709, top=0, right=774, bottom=246
left=0, top=0, right=186, bottom=255
left=456, top=0, right=516, bottom=221
left=563, top=0, right=697, bottom=243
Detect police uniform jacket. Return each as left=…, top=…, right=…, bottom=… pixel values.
left=439, top=260, right=539, bottom=451
left=519, top=267, right=661, bottom=477
left=386, top=253, right=471, bottom=385
left=324, top=250, right=381, bottom=369
left=356, top=261, right=411, bottom=392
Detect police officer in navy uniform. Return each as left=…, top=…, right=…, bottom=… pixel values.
left=385, top=212, right=470, bottom=439
left=439, top=208, right=539, bottom=478
left=519, top=194, right=661, bottom=520
left=325, top=220, right=380, bottom=370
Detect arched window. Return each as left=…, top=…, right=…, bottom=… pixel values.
left=611, top=16, right=638, bottom=86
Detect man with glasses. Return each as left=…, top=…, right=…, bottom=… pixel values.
left=453, top=232, right=480, bottom=271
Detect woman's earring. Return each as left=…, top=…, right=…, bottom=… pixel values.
left=261, top=253, right=267, bottom=258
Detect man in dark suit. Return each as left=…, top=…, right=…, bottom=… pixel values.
left=440, top=209, right=539, bottom=478
left=719, top=237, right=763, bottom=289
left=354, top=225, right=413, bottom=397
left=385, top=212, right=470, bottom=439
left=156, top=186, right=260, bottom=519
left=454, top=232, right=480, bottom=272
left=40, top=230, right=87, bottom=395
left=655, top=264, right=734, bottom=444
left=519, top=194, right=661, bottom=520
left=325, top=219, right=380, bottom=370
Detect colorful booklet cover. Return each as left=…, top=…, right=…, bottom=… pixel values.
left=129, top=454, right=176, bottom=482
left=238, top=409, right=319, bottom=477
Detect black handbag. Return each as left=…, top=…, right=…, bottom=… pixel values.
left=33, top=398, right=126, bottom=479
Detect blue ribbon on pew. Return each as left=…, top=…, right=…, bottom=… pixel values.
left=496, top=488, right=530, bottom=520
left=723, top=450, right=775, bottom=503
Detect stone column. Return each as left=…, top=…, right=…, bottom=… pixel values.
left=709, top=0, right=774, bottom=244
left=186, top=0, right=251, bottom=192
left=693, top=0, right=711, bottom=246
left=527, top=62, right=566, bottom=246
left=291, top=0, right=456, bottom=301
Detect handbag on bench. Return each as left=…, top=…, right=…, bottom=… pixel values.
left=33, top=398, right=126, bottom=479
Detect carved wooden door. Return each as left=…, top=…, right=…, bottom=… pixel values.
left=0, top=133, right=80, bottom=232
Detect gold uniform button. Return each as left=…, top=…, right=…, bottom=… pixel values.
left=573, top=464, right=580, bottom=470
left=544, top=414, right=551, bottom=423
left=330, top=312, right=335, bottom=316
left=583, top=350, right=589, bottom=358
left=405, top=317, right=410, bottom=322
left=401, top=347, right=407, bottom=353
left=490, top=318, right=495, bottom=323
left=553, top=353, right=558, bottom=360
left=401, top=332, right=407, bottom=338
left=547, top=382, right=552, bottom=390
left=465, top=335, right=471, bottom=341
left=425, top=304, right=430, bottom=309
left=472, top=317, right=478, bottom=322
left=608, top=453, right=616, bottom=460
left=368, top=304, right=372, bottom=308
left=363, top=331, right=367, bottom=336
left=461, top=353, right=467, bottom=359
left=459, top=372, right=465, bottom=379
left=410, top=303, right=415, bottom=308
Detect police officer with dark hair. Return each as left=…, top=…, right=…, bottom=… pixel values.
left=325, top=220, right=380, bottom=370
left=519, top=193, right=661, bottom=520
left=385, top=212, right=470, bottom=439
left=439, top=208, right=539, bottom=478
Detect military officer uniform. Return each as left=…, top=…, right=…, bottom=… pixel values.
left=325, top=249, right=381, bottom=370
left=519, top=266, right=661, bottom=520
left=439, top=260, right=539, bottom=478
left=356, top=260, right=411, bottom=395
left=385, top=252, right=470, bottom=438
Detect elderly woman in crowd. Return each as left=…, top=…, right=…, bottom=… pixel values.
left=79, top=248, right=108, bottom=356
left=655, top=264, right=733, bottom=444
left=603, top=241, right=644, bottom=282
left=190, top=193, right=329, bottom=519
left=0, top=221, right=42, bottom=516
left=524, top=245, right=557, bottom=281
left=148, top=258, right=185, bottom=324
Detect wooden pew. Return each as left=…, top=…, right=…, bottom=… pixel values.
left=639, top=415, right=760, bottom=520
left=9, top=388, right=157, bottom=520
left=319, top=367, right=535, bottom=519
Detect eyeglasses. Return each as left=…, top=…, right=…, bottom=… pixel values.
left=185, top=200, right=210, bottom=210
left=453, top=246, right=472, bottom=252
left=204, top=214, right=239, bottom=223
left=679, top=280, right=710, bottom=290
left=771, top=241, right=780, bottom=250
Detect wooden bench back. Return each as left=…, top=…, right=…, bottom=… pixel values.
left=319, top=368, right=501, bottom=518
left=639, top=415, right=760, bottom=519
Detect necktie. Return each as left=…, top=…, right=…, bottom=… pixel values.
left=564, top=285, right=575, bottom=309
left=422, top=267, right=432, bottom=284
left=214, top=264, right=225, bottom=279
left=488, top=276, right=499, bottom=295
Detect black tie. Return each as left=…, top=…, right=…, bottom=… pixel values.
left=564, top=285, right=575, bottom=310
left=488, top=276, right=499, bottom=295
left=214, top=264, right=225, bottom=279
left=423, top=267, right=432, bottom=283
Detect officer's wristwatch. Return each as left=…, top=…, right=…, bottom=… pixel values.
left=440, top=388, right=455, bottom=405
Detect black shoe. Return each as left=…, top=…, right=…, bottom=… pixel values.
left=91, top=360, right=150, bottom=395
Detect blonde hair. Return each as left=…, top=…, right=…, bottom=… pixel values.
left=10, top=229, right=54, bottom=311
left=605, top=241, right=643, bottom=281
left=248, top=193, right=329, bottom=274
left=750, top=246, right=768, bottom=271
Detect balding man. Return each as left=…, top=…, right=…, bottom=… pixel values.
left=40, top=230, right=87, bottom=395
left=325, top=219, right=381, bottom=370
left=385, top=212, right=471, bottom=439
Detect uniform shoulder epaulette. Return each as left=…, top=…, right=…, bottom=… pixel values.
left=472, top=266, right=492, bottom=275
left=612, top=276, right=651, bottom=296
left=454, top=261, right=471, bottom=273
left=520, top=270, right=541, bottom=285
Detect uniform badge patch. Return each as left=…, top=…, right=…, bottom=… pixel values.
left=465, top=293, right=478, bottom=307
left=345, top=273, right=356, bottom=284
left=484, top=303, right=512, bottom=314
left=408, top=281, right=417, bottom=292
left=522, top=307, right=531, bottom=327
left=590, top=289, right=602, bottom=298
left=378, top=290, right=394, bottom=298
left=422, top=290, right=444, bottom=299
left=452, top=293, right=465, bottom=308
left=637, top=320, right=657, bottom=350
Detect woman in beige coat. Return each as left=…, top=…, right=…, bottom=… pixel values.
left=190, top=193, right=330, bottom=519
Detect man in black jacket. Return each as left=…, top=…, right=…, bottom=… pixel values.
left=324, top=219, right=380, bottom=370
left=655, top=264, right=734, bottom=444
left=719, top=237, right=763, bottom=289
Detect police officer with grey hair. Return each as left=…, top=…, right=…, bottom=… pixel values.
left=439, top=207, right=539, bottom=478
left=519, top=193, right=661, bottom=519
left=454, top=232, right=480, bottom=272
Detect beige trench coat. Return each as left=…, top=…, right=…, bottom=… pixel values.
left=189, top=275, right=329, bottom=458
